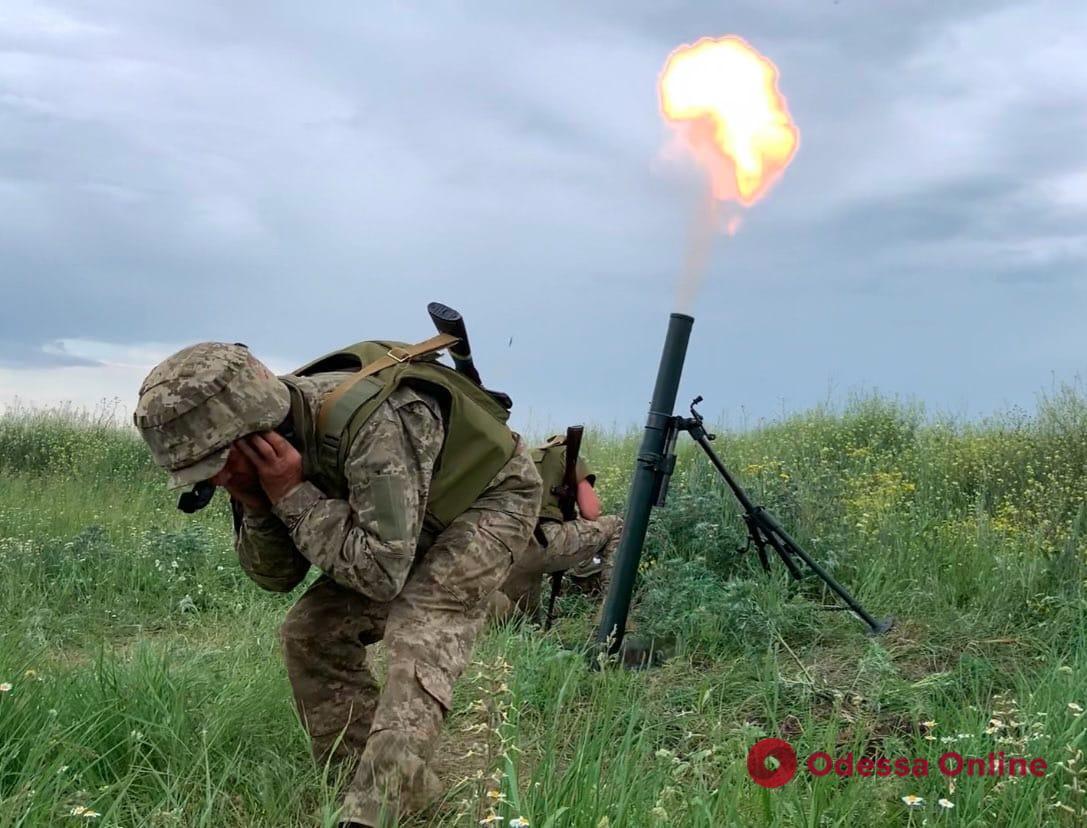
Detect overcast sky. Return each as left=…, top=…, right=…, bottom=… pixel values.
left=1, top=0, right=1085, bottom=434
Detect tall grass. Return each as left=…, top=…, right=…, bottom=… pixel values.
left=1, top=389, right=1085, bottom=826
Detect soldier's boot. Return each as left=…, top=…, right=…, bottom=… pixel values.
left=280, top=577, right=390, bottom=767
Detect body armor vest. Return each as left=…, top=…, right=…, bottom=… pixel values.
left=280, top=340, right=516, bottom=532
left=534, top=441, right=593, bottom=524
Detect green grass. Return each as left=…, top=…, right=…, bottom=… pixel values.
left=1, top=390, right=1085, bottom=826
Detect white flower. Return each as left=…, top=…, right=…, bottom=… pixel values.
left=510, top=819, right=530, bottom=828
left=1068, top=703, right=1083, bottom=715
left=0, top=682, right=12, bottom=693
left=921, top=720, right=937, bottom=729
left=938, top=798, right=954, bottom=809
left=901, top=794, right=925, bottom=808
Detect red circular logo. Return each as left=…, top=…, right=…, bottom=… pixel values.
left=747, top=738, right=798, bottom=788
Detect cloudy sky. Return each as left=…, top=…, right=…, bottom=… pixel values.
left=1, top=0, right=1085, bottom=433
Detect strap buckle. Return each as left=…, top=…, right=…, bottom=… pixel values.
left=387, top=346, right=412, bottom=363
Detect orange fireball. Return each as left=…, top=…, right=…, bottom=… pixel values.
left=659, top=36, right=799, bottom=206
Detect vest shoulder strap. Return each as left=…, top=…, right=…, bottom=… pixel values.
left=316, top=333, right=459, bottom=435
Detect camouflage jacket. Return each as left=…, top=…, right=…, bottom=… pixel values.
left=235, top=373, right=444, bottom=601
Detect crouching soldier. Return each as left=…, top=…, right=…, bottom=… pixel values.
left=488, top=429, right=622, bottom=625
left=133, top=337, right=541, bottom=827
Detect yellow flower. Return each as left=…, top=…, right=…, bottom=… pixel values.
left=901, top=794, right=925, bottom=808
left=487, top=789, right=502, bottom=800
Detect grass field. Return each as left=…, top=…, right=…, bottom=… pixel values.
left=1, top=389, right=1085, bottom=827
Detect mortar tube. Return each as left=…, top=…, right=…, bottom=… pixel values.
left=595, top=312, right=694, bottom=656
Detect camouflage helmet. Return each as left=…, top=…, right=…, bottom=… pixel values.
left=134, top=342, right=290, bottom=489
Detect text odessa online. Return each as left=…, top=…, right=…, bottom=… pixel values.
left=806, top=751, right=1048, bottom=779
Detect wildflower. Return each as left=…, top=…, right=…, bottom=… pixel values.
left=24, top=669, right=38, bottom=680
left=921, top=720, right=937, bottom=729
left=938, top=798, right=954, bottom=809
left=0, top=682, right=11, bottom=693
left=901, top=794, right=925, bottom=808
left=486, top=789, right=502, bottom=800
left=69, top=806, right=100, bottom=817
left=1068, top=703, right=1083, bottom=715
left=510, top=819, right=530, bottom=828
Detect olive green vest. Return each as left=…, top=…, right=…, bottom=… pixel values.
left=534, top=439, right=593, bottom=523
left=281, top=340, right=516, bottom=532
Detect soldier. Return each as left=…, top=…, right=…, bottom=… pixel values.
left=488, top=432, right=623, bottom=624
left=133, top=338, right=541, bottom=827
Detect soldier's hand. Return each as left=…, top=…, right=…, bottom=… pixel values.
left=237, top=431, right=304, bottom=504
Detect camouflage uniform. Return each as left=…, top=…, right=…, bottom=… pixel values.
left=134, top=344, right=541, bottom=827
left=488, top=442, right=622, bottom=624
left=490, top=514, right=623, bottom=622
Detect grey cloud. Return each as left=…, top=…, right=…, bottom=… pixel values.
left=1, top=0, right=1085, bottom=426
left=0, top=340, right=104, bottom=369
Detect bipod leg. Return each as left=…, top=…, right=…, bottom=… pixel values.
left=763, top=527, right=804, bottom=581
left=754, top=507, right=893, bottom=635
left=686, top=426, right=892, bottom=636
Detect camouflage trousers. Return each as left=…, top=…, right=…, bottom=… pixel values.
left=488, top=514, right=622, bottom=623
left=279, top=445, right=541, bottom=827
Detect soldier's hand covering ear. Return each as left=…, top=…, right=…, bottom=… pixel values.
left=237, top=431, right=304, bottom=504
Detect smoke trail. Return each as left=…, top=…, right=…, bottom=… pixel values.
left=675, top=186, right=719, bottom=314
